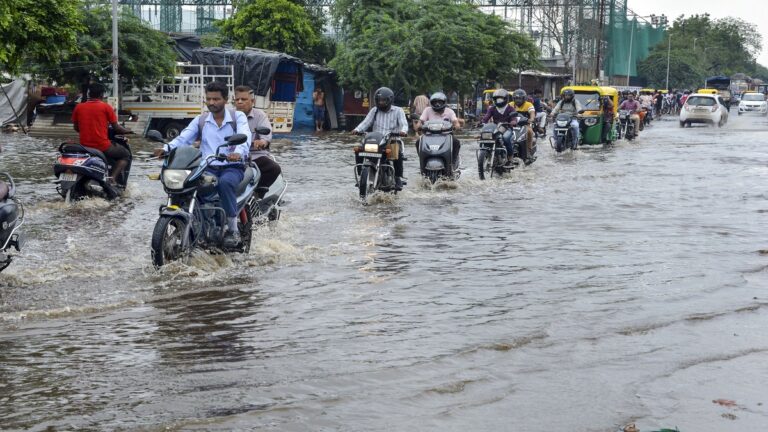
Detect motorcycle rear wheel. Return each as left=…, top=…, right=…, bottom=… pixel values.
left=238, top=210, right=253, bottom=253
left=151, top=216, right=188, bottom=268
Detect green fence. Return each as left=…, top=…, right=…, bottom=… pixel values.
left=604, top=1, right=666, bottom=78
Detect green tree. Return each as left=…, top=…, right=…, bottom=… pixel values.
left=217, top=0, right=320, bottom=56
left=330, top=0, right=539, bottom=95
left=638, top=51, right=705, bottom=90
left=33, top=5, right=175, bottom=93
left=0, top=0, right=83, bottom=74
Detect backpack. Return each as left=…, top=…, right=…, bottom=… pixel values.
left=197, top=107, right=239, bottom=139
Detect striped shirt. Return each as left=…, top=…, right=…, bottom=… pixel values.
left=354, top=106, right=409, bottom=135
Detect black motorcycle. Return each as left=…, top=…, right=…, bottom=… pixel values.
left=551, top=113, right=579, bottom=153
left=617, top=110, right=636, bottom=141
left=147, top=129, right=285, bottom=267
left=0, top=173, right=25, bottom=273
left=354, top=132, right=403, bottom=199
left=418, top=120, right=460, bottom=184
left=53, top=134, right=132, bottom=202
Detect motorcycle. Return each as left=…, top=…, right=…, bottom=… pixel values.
left=353, top=132, right=403, bottom=199
left=146, top=128, right=286, bottom=267
left=418, top=120, right=460, bottom=184
left=53, top=134, right=132, bottom=202
left=617, top=110, right=636, bottom=141
left=476, top=115, right=532, bottom=179
left=551, top=113, right=578, bottom=153
left=0, top=173, right=25, bottom=273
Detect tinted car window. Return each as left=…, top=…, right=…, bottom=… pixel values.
left=742, top=94, right=765, bottom=101
left=686, top=96, right=715, bottom=106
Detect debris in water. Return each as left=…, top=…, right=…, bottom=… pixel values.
left=713, top=399, right=737, bottom=407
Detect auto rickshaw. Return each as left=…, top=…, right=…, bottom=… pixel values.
left=558, top=85, right=619, bottom=145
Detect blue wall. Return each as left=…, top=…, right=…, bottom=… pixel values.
left=294, top=70, right=316, bottom=128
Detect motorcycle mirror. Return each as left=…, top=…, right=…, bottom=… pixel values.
left=146, top=130, right=165, bottom=143
left=226, top=133, right=248, bottom=145
left=255, top=127, right=271, bottom=136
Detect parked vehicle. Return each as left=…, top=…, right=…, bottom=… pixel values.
left=679, top=94, right=729, bottom=127
left=737, top=92, right=767, bottom=116
left=146, top=129, right=285, bottom=267
left=417, top=120, right=460, bottom=184
left=0, top=173, right=25, bottom=273
left=353, top=132, right=403, bottom=199
left=53, top=134, right=132, bottom=202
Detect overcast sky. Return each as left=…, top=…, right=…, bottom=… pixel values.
left=629, top=0, right=768, bottom=66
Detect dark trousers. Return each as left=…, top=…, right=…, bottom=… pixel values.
left=206, top=166, right=244, bottom=218
left=253, top=156, right=281, bottom=188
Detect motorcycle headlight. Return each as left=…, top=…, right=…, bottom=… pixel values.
left=556, top=120, right=568, bottom=127
left=584, top=117, right=598, bottom=126
left=481, top=132, right=493, bottom=140
left=364, top=143, right=379, bottom=152
left=428, top=123, right=443, bottom=132
left=162, top=169, right=191, bottom=190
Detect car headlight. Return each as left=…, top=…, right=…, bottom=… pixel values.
left=481, top=132, right=493, bottom=140
left=364, top=143, right=379, bottom=152
left=162, top=169, right=190, bottom=190
left=584, top=117, right=598, bottom=126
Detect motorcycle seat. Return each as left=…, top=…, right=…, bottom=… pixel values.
left=0, top=181, right=8, bottom=201
left=62, top=144, right=108, bottom=163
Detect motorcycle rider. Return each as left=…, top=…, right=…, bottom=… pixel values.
left=509, top=89, right=536, bottom=164
left=618, top=92, right=642, bottom=136
left=532, top=88, right=548, bottom=137
left=152, top=81, right=251, bottom=248
left=600, top=95, right=615, bottom=143
left=481, top=89, right=520, bottom=167
left=233, top=85, right=282, bottom=190
left=549, top=88, right=583, bottom=150
left=352, top=87, right=409, bottom=190
left=414, top=92, right=462, bottom=165
left=71, top=83, right=133, bottom=185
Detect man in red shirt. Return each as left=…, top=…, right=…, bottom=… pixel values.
left=71, top=83, right=132, bottom=184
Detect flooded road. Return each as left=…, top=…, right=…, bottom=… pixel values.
left=1, top=115, right=768, bottom=431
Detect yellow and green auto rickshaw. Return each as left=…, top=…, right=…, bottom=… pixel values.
left=557, top=86, right=619, bottom=146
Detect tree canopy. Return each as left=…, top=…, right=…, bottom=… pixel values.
left=217, top=0, right=320, bottom=56
left=329, top=0, right=540, bottom=94
left=639, top=14, right=766, bottom=88
left=0, top=0, right=83, bottom=74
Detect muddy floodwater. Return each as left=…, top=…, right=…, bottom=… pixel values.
left=1, top=115, right=767, bottom=431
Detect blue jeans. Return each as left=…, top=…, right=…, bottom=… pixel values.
left=207, top=166, right=244, bottom=218
left=502, top=130, right=515, bottom=157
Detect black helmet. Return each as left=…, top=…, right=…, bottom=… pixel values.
left=492, top=89, right=509, bottom=109
left=512, top=89, right=527, bottom=105
left=562, top=89, right=575, bottom=101
left=429, top=92, right=447, bottom=113
left=374, top=87, right=394, bottom=112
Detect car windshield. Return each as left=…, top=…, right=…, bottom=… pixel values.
left=742, top=94, right=765, bottom=101
left=574, top=92, right=601, bottom=110
left=686, top=96, right=716, bottom=106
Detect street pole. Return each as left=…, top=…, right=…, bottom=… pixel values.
left=111, top=0, right=119, bottom=110
left=665, top=33, right=671, bottom=91
left=626, top=20, right=635, bottom=86
left=693, top=37, right=698, bottom=51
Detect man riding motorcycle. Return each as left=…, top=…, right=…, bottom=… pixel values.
left=352, top=87, right=409, bottom=190
left=618, top=92, right=642, bottom=135
left=549, top=89, right=583, bottom=150
left=509, top=89, right=536, bottom=164
left=532, top=88, right=548, bottom=137
left=481, top=89, right=520, bottom=167
left=152, top=81, right=251, bottom=248
left=414, top=92, right=462, bottom=163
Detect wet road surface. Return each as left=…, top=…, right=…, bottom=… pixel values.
left=1, top=114, right=768, bottom=431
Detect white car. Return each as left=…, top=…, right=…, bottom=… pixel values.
left=737, top=92, right=768, bottom=115
left=679, top=94, right=729, bottom=127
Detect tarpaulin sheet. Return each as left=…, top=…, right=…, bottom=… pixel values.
left=0, top=80, right=27, bottom=127
left=192, top=47, right=303, bottom=97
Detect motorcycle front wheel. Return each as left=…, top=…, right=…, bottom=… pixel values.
left=427, top=170, right=439, bottom=184
left=477, top=150, right=488, bottom=180
left=151, top=215, right=188, bottom=268
left=359, top=166, right=372, bottom=199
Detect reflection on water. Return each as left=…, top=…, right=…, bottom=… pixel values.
left=2, top=117, right=768, bottom=430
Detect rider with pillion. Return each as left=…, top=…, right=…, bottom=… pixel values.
left=618, top=92, right=642, bottom=135
left=153, top=81, right=251, bottom=248
left=509, top=89, right=536, bottom=164
left=549, top=89, right=583, bottom=150
left=481, top=89, right=519, bottom=167
left=415, top=92, right=462, bottom=163
left=352, top=87, right=409, bottom=190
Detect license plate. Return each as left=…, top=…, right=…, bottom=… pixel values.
left=358, top=152, right=381, bottom=158
left=59, top=173, right=78, bottom=182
